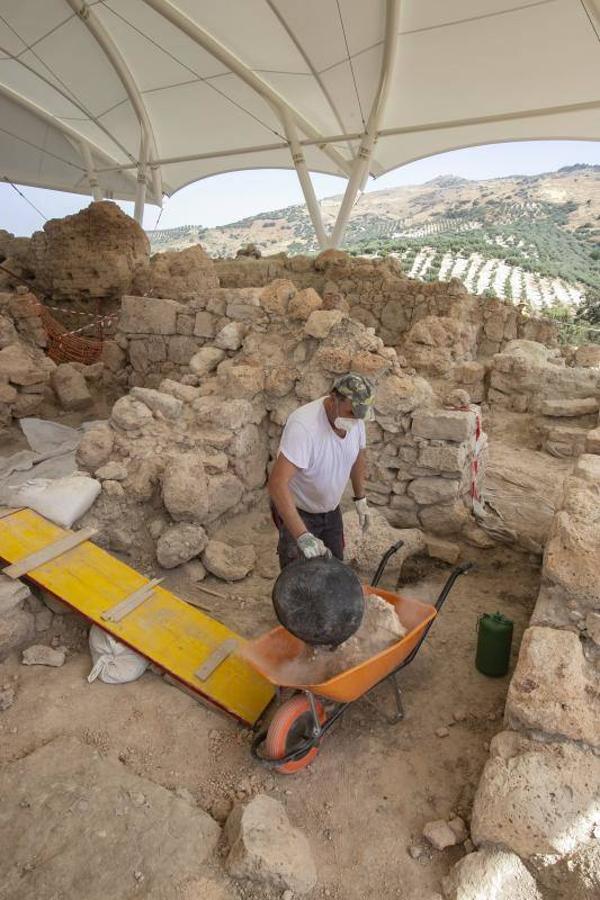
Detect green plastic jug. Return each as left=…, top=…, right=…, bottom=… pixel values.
left=475, top=612, right=513, bottom=677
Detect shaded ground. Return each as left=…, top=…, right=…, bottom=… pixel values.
left=0, top=500, right=541, bottom=899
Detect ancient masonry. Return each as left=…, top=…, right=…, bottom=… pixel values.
left=0, top=202, right=599, bottom=898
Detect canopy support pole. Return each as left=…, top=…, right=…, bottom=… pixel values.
left=67, top=0, right=164, bottom=205
left=79, top=141, right=102, bottom=201
left=281, top=111, right=328, bottom=250
left=134, top=137, right=148, bottom=224
left=330, top=0, right=401, bottom=248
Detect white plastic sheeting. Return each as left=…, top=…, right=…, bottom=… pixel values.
left=1, top=1, right=600, bottom=230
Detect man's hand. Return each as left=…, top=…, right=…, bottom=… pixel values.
left=296, top=532, right=332, bottom=559
left=354, top=497, right=371, bottom=532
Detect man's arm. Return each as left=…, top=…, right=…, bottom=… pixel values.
left=268, top=453, right=310, bottom=540
left=350, top=448, right=367, bottom=499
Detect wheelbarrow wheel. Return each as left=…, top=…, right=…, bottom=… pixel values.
left=265, top=695, right=326, bottom=774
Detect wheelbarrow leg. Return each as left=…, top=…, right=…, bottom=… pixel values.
left=361, top=672, right=405, bottom=726
left=389, top=673, right=405, bottom=724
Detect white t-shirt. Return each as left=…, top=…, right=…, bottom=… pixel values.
left=278, top=397, right=366, bottom=513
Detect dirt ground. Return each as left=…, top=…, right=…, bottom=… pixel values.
left=0, top=489, right=542, bottom=899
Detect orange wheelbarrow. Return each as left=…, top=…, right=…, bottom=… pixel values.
left=244, top=544, right=473, bottom=773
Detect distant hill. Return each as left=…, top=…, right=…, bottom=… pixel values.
left=148, top=165, right=600, bottom=312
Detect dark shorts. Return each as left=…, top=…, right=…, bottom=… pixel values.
left=272, top=504, right=344, bottom=570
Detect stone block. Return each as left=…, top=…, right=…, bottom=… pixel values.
left=407, top=477, right=460, bottom=505
left=111, top=395, right=153, bottom=431
left=203, top=541, right=255, bottom=581
left=573, top=454, right=600, bottom=483
left=175, top=313, right=195, bottom=335
left=130, top=386, right=182, bottom=419
left=412, top=409, right=476, bottom=442
left=419, top=501, right=470, bottom=535
left=442, top=849, right=542, bottom=900
left=303, top=309, right=345, bottom=338
left=418, top=443, right=468, bottom=474
left=167, top=335, right=199, bottom=365
left=156, top=523, right=208, bottom=569
left=50, top=363, right=92, bottom=410
left=76, top=424, right=114, bottom=469
left=374, top=373, right=434, bottom=417
left=505, top=626, right=599, bottom=748
left=585, top=427, right=600, bottom=454
left=0, top=343, right=49, bottom=386
left=129, top=336, right=167, bottom=372
left=162, top=452, right=209, bottom=522
left=193, top=310, right=216, bottom=338
left=224, top=794, right=317, bottom=894
left=215, top=321, right=245, bottom=350
left=471, top=731, right=600, bottom=860
left=425, top=536, right=461, bottom=565
left=119, top=295, right=182, bottom=335
left=539, top=397, right=599, bottom=417
left=189, top=347, right=226, bottom=376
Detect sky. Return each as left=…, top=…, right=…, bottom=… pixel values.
left=2, top=140, right=600, bottom=237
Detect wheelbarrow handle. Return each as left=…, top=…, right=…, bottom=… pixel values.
left=434, top=561, right=474, bottom=611
left=371, top=540, right=404, bottom=588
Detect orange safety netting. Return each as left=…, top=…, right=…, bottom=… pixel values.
left=34, top=301, right=104, bottom=365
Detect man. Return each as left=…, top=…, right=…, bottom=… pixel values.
left=268, top=372, right=375, bottom=569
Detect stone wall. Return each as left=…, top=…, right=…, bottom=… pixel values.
left=445, top=456, right=600, bottom=899
left=89, top=283, right=486, bottom=566
left=214, top=252, right=558, bottom=359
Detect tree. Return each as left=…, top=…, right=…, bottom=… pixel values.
left=576, top=291, right=600, bottom=326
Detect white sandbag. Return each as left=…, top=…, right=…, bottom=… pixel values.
left=8, top=474, right=101, bottom=528
left=87, top=625, right=148, bottom=685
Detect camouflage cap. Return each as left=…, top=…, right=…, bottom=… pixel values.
left=332, top=372, right=375, bottom=419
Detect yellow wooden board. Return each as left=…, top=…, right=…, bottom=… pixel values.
left=0, top=509, right=275, bottom=725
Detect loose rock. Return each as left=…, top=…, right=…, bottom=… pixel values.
left=22, top=644, right=66, bottom=667
left=202, top=541, right=255, bottom=582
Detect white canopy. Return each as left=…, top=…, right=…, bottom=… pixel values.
left=1, top=0, right=600, bottom=245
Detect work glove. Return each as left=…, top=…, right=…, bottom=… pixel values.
left=296, top=532, right=332, bottom=560
left=354, top=497, right=371, bottom=532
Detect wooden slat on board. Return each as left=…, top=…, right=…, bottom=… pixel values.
left=101, top=577, right=163, bottom=623
left=3, top=526, right=98, bottom=579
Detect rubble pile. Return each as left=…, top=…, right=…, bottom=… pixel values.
left=86, top=281, right=485, bottom=569
left=0, top=299, right=56, bottom=423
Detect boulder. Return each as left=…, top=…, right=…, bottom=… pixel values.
left=259, top=279, right=296, bottom=316
left=119, top=295, right=182, bottom=335
left=189, top=347, right=226, bottom=376
left=205, top=474, right=245, bottom=520
left=202, top=541, right=255, bottom=581
left=76, top=424, right=114, bottom=469
left=471, top=731, right=600, bottom=861
left=130, top=386, right=183, bottom=420
left=287, top=288, right=323, bottom=320
left=215, top=321, right=245, bottom=351
left=442, top=849, right=542, bottom=900
left=423, top=820, right=462, bottom=851
left=156, top=523, right=208, bottom=569
left=159, top=379, right=200, bottom=404
left=22, top=644, right=65, bottom=667
left=304, top=309, right=345, bottom=339
left=51, top=363, right=92, bottom=411
left=162, top=453, right=209, bottom=523
left=224, top=794, right=317, bottom=894
left=374, top=373, right=434, bottom=417
left=505, top=626, right=599, bottom=748
left=110, top=396, right=153, bottom=431
left=419, top=501, right=471, bottom=535
left=0, top=342, right=49, bottom=386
